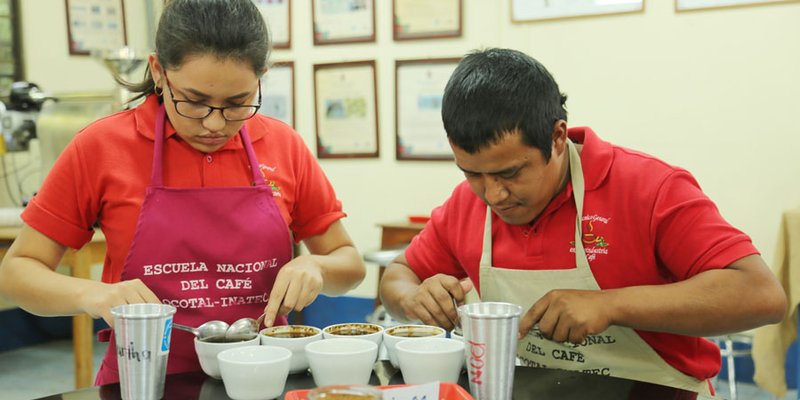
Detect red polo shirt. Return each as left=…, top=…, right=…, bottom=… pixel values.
left=406, top=126, right=757, bottom=380
left=23, top=95, right=345, bottom=283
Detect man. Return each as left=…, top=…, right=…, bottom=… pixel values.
left=378, top=48, right=786, bottom=395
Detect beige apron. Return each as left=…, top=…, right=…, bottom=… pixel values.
left=478, top=140, right=713, bottom=396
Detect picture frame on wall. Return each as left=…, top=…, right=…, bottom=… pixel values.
left=312, top=0, right=375, bottom=45
left=393, top=0, right=462, bottom=41
left=675, top=0, right=798, bottom=11
left=252, top=0, right=291, bottom=49
left=395, top=58, right=460, bottom=161
left=259, top=61, right=295, bottom=127
left=511, top=0, right=643, bottom=22
left=65, top=0, right=127, bottom=55
left=313, top=61, right=379, bottom=158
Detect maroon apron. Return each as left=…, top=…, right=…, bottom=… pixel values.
left=95, top=105, right=292, bottom=385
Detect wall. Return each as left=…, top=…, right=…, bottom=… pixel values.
left=20, top=0, right=152, bottom=92
left=7, top=0, right=800, bottom=301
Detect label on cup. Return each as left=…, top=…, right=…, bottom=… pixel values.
left=160, top=318, right=173, bottom=354
left=467, top=340, right=487, bottom=385
left=117, top=342, right=153, bottom=363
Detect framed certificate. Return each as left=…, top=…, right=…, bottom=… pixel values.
left=511, top=0, right=643, bottom=22
left=259, top=61, right=294, bottom=127
left=313, top=61, right=379, bottom=158
left=395, top=58, right=459, bottom=161
left=676, top=0, right=798, bottom=11
left=393, top=0, right=462, bottom=41
left=65, top=0, right=127, bottom=55
left=252, top=0, right=291, bottom=49
left=312, top=0, right=375, bottom=45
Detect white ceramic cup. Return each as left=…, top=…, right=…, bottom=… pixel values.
left=305, top=338, right=378, bottom=387
left=217, top=345, right=292, bottom=400
left=194, top=336, right=260, bottom=379
left=383, top=324, right=446, bottom=368
left=259, top=325, right=322, bottom=374
left=322, top=323, right=384, bottom=361
left=396, top=337, right=465, bottom=384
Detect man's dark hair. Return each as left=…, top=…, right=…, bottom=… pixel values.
left=442, top=48, right=568, bottom=161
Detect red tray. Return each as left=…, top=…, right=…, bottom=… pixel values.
left=408, top=215, right=431, bottom=224
left=284, top=382, right=473, bottom=400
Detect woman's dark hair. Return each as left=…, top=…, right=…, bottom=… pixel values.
left=442, top=48, right=568, bottom=161
left=121, top=0, right=270, bottom=102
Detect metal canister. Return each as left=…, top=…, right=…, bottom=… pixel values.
left=459, top=302, right=523, bottom=400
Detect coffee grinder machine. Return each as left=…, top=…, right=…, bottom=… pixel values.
left=92, top=47, right=146, bottom=110
left=0, top=81, right=53, bottom=153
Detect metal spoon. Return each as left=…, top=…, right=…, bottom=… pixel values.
left=173, top=320, right=229, bottom=342
left=450, top=295, right=463, bottom=335
left=224, top=313, right=266, bottom=341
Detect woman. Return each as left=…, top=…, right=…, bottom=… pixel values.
left=0, top=0, right=365, bottom=384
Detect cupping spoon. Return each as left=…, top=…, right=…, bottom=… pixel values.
left=224, top=312, right=266, bottom=341
left=450, top=295, right=463, bottom=336
left=173, top=320, right=229, bottom=342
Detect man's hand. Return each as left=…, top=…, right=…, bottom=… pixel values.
left=263, top=255, right=324, bottom=327
left=398, top=274, right=473, bottom=330
left=78, top=279, right=161, bottom=327
left=519, top=289, right=613, bottom=344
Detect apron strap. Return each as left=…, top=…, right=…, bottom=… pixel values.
left=239, top=125, right=266, bottom=187
left=481, top=206, right=492, bottom=267
left=567, top=140, right=590, bottom=271
left=150, top=106, right=266, bottom=187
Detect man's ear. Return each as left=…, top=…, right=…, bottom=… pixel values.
left=551, top=119, right=568, bottom=155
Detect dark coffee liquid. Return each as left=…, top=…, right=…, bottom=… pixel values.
left=328, top=324, right=378, bottom=336
left=330, top=328, right=374, bottom=335
left=200, top=334, right=256, bottom=343
left=390, top=330, right=438, bottom=337
left=263, top=331, right=313, bottom=338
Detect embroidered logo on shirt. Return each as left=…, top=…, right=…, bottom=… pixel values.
left=570, top=214, right=611, bottom=262
left=258, top=164, right=281, bottom=198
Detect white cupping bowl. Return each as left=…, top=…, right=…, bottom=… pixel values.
left=217, top=345, right=292, bottom=400
left=194, top=336, right=260, bottom=379
left=383, top=324, right=446, bottom=368
left=259, top=325, right=322, bottom=374
left=305, top=338, right=378, bottom=387
left=396, top=337, right=465, bottom=384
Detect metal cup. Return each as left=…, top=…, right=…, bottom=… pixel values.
left=111, top=303, right=177, bottom=400
left=458, top=302, right=523, bottom=400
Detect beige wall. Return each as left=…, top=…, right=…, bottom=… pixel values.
left=9, top=0, right=800, bottom=298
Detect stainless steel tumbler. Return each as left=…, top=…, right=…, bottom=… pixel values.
left=111, top=303, right=176, bottom=400
left=458, top=302, right=523, bottom=400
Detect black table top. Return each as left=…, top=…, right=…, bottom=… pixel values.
left=34, top=361, right=713, bottom=400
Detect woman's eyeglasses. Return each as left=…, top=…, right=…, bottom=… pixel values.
left=163, top=73, right=261, bottom=121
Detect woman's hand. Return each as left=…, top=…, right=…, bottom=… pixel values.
left=78, top=279, right=161, bottom=326
left=262, top=255, right=324, bottom=327
left=261, top=221, right=365, bottom=327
